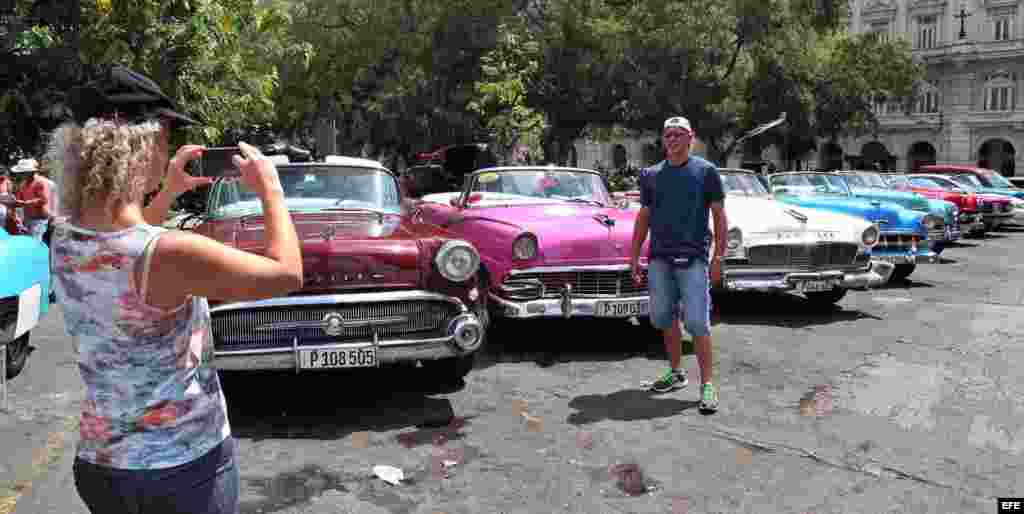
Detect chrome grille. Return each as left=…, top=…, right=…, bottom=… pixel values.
left=746, top=243, right=858, bottom=268
left=212, top=300, right=460, bottom=350
left=506, top=269, right=648, bottom=298
left=876, top=233, right=917, bottom=250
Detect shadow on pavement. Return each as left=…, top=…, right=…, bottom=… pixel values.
left=944, top=241, right=979, bottom=248
left=475, top=318, right=663, bottom=371
left=711, top=292, right=883, bottom=328
left=995, top=225, right=1024, bottom=233
left=874, top=278, right=935, bottom=290
left=566, top=389, right=700, bottom=425
left=221, top=369, right=465, bottom=441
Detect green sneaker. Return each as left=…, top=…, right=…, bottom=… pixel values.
left=699, top=383, right=719, bottom=414
left=649, top=368, right=688, bottom=393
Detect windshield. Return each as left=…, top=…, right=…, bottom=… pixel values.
left=857, top=172, right=888, bottom=188
left=953, top=174, right=984, bottom=187
left=885, top=174, right=909, bottom=187
left=980, top=170, right=1015, bottom=188
left=211, top=165, right=401, bottom=216
left=467, top=169, right=611, bottom=205
left=921, top=175, right=967, bottom=190
left=769, top=174, right=851, bottom=197
left=908, top=176, right=948, bottom=189
left=841, top=174, right=869, bottom=188
left=720, top=172, right=770, bottom=196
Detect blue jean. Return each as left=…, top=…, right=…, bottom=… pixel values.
left=647, top=257, right=711, bottom=336
left=24, top=216, right=48, bottom=241
left=73, top=437, right=239, bottom=514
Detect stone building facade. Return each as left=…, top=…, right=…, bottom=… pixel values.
left=844, top=0, right=1024, bottom=175
left=574, top=0, right=1024, bottom=176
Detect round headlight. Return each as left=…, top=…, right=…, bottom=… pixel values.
left=512, top=234, right=538, bottom=261
left=435, top=240, right=480, bottom=282
left=861, top=225, right=880, bottom=246
left=726, top=227, right=742, bottom=250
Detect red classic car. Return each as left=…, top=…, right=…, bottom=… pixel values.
left=414, top=166, right=652, bottom=323
left=175, top=156, right=486, bottom=380
left=886, top=174, right=986, bottom=234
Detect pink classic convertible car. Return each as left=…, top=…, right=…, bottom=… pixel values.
left=415, top=166, right=650, bottom=322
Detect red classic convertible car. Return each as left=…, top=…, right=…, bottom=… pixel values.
left=175, top=155, right=486, bottom=380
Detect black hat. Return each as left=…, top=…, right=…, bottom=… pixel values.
left=69, top=65, right=201, bottom=128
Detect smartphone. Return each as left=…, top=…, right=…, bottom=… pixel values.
left=201, top=146, right=242, bottom=177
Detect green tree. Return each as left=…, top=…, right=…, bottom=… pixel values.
left=77, top=0, right=303, bottom=146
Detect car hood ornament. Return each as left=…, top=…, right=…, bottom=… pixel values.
left=785, top=208, right=808, bottom=224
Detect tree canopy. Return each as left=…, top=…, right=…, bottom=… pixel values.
left=1, top=0, right=923, bottom=167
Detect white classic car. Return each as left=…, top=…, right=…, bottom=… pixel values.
left=613, top=168, right=893, bottom=305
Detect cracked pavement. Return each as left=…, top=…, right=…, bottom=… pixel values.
left=4, top=226, right=1024, bottom=513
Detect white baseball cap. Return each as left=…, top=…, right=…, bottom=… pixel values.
left=663, top=116, right=692, bottom=132
left=10, top=158, right=39, bottom=174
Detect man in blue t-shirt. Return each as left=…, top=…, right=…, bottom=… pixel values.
left=629, top=116, right=727, bottom=414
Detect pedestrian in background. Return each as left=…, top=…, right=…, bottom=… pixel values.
left=10, top=157, right=53, bottom=240
left=48, top=65, right=303, bottom=514
left=629, top=116, right=727, bottom=414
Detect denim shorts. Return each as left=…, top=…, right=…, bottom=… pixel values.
left=24, top=217, right=48, bottom=240
left=647, top=257, right=711, bottom=336
left=73, top=437, right=239, bottom=514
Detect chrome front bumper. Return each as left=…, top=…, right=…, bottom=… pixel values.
left=872, top=252, right=938, bottom=265
left=722, top=264, right=885, bottom=292
left=982, top=212, right=1014, bottom=228
left=961, top=213, right=985, bottom=233
left=210, top=291, right=483, bottom=372
left=489, top=292, right=649, bottom=320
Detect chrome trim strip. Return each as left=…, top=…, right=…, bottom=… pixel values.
left=254, top=316, right=410, bottom=332
left=210, top=290, right=468, bottom=313
left=217, top=336, right=456, bottom=356
left=489, top=292, right=649, bottom=319
left=212, top=339, right=466, bottom=371
left=508, top=264, right=635, bottom=275
left=724, top=265, right=870, bottom=276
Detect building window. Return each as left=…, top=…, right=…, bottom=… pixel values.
left=916, top=88, right=940, bottom=113
left=869, top=21, right=890, bottom=42
left=993, top=16, right=1014, bottom=41
left=984, top=72, right=1016, bottom=111
left=916, top=15, right=938, bottom=49
left=987, top=86, right=1014, bottom=111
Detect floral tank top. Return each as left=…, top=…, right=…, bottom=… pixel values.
left=51, top=222, right=230, bottom=469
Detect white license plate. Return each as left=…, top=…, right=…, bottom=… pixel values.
left=596, top=299, right=649, bottom=318
left=875, top=255, right=904, bottom=263
left=801, top=280, right=836, bottom=292
left=300, top=348, right=377, bottom=369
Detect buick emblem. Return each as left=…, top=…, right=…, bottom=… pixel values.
left=322, top=312, right=346, bottom=336
left=321, top=225, right=336, bottom=241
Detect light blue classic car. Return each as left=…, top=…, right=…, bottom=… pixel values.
left=0, top=218, right=51, bottom=380
left=768, top=172, right=941, bottom=282
left=836, top=171, right=960, bottom=250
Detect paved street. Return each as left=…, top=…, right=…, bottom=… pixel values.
left=3, top=225, right=1024, bottom=514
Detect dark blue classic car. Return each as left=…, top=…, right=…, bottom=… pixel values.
left=768, top=172, right=942, bottom=282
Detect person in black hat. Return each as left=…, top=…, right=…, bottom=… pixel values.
left=47, top=65, right=302, bottom=514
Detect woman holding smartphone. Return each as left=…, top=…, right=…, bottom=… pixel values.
left=48, top=65, right=302, bottom=514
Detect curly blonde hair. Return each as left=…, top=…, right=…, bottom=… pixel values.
left=46, top=118, right=163, bottom=218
